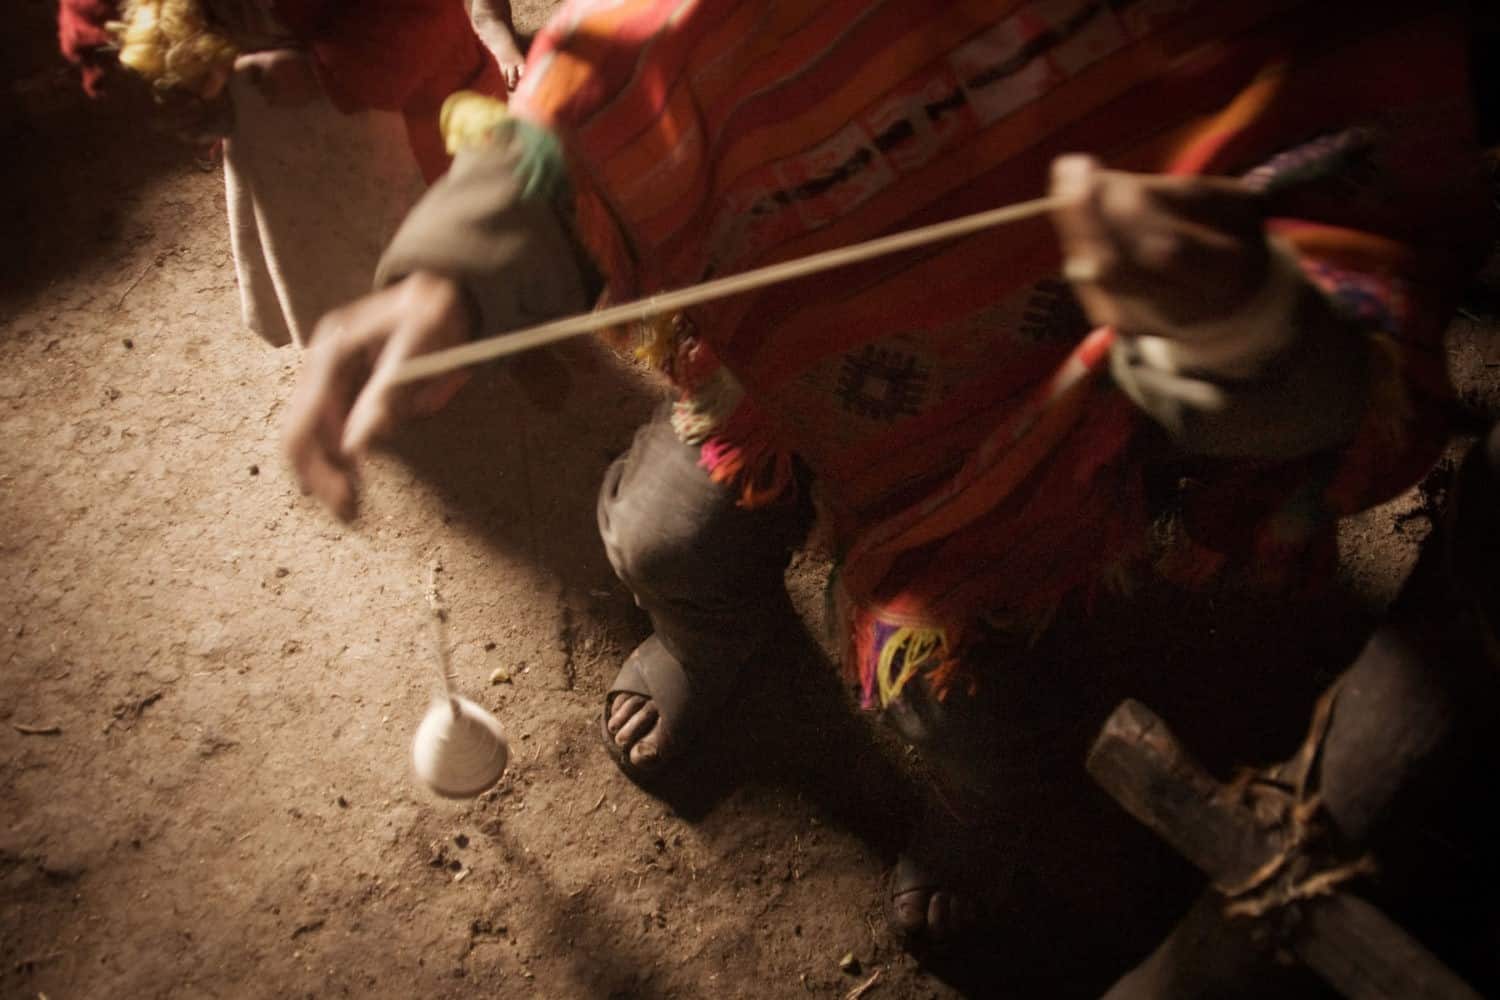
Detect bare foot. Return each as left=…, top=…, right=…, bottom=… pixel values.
left=887, top=803, right=989, bottom=950
left=888, top=867, right=982, bottom=945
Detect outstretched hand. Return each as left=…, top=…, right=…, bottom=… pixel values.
left=282, top=272, right=473, bottom=520
left=1048, top=154, right=1271, bottom=339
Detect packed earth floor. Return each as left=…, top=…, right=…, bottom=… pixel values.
left=4, top=3, right=1500, bottom=997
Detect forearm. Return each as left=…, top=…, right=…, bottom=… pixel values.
left=376, top=126, right=600, bottom=339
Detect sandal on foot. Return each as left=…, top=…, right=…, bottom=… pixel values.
left=600, top=634, right=738, bottom=783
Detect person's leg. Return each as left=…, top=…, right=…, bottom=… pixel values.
left=465, top=0, right=526, bottom=90
left=597, top=406, right=810, bottom=773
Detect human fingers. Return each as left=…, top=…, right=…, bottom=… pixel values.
left=1050, top=155, right=1113, bottom=283
left=1130, top=171, right=1265, bottom=235
left=1051, top=156, right=1270, bottom=335
left=1096, top=172, right=1268, bottom=322
left=283, top=318, right=366, bottom=520
left=341, top=273, right=473, bottom=456
left=1050, top=155, right=1127, bottom=329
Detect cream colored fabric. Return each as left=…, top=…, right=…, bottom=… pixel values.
left=224, top=72, right=427, bottom=347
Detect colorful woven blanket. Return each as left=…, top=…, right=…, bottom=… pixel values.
left=509, top=0, right=1488, bottom=704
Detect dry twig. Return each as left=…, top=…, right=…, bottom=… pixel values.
left=116, top=261, right=154, bottom=309
left=844, top=969, right=882, bottom=1000
left=12, top=722, right=61, bottom=736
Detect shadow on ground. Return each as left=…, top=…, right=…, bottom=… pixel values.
left=2, top=0, right=196, bottom=323
left=375, top=341, right=1498, bottom=996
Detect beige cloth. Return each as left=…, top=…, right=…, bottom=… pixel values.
left=224, top=73, right=427, bottom=347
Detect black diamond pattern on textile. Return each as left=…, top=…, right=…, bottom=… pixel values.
left=836, top=345, right=930, bottom=421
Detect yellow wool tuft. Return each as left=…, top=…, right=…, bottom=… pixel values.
left=112, top=0, right=238, bottom=98
left=875, top=626, right=947, bottom=707
left=440, top=91, right=511, bottom=155
left=634, top=313, right=682, bottom=370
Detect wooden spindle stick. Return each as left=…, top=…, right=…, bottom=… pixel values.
left=390, top=194, right=1069, bottom=386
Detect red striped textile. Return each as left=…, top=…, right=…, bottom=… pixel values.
left=513, top=0, right=1487, bottom=702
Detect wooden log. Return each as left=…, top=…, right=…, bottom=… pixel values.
left=1316, top=627, right=1461, bottom=843
left=1085, top=699, right=1279, bottom=889
left=1299, top=894, right=1482, bottom=1000
left=1099, top=892, right=1273, bottom=1000
left=1089, top=699, right=1481, bottom=1000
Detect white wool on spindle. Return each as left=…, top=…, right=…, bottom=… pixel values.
left=412, top=695, right=510, bottom=798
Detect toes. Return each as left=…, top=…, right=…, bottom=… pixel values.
left=890, top=889, right=929, bottom=936
left=927, top=891, right=952, bottom=940
left=613, top=700, right=660, bottom=749
left=891, top=886, right=979, bottom=945
left=604, top=690, right=667, bottom=771
left=628, top=735, right=660, bottom=767
left=606, top=693, right=646, bottom=735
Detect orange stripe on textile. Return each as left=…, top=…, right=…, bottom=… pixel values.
left=844, top=391, right=1146, bottom=706
left=1164, top=61, right=1288, bottom=177
left=839, top=326, right=1114, bottom=601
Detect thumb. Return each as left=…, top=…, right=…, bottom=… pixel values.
left=341, top=326, right=419, bottom=456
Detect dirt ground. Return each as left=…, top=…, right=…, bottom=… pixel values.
left=4, top=4, right=1499, bottom=998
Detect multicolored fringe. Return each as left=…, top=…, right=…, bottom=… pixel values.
left=628, top=311, right=796, bottom=510
left=697, top=397, right=796, bottom=510
left=846, top=607, right=962, bottom=710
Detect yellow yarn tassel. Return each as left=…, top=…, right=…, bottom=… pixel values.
left=439, top=91, right=511, bottom=155
left=111, top=0, right=238, bottom=99
left=875, top=626, right=947, bottom=707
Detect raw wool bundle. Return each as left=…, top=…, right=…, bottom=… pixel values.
left=438, top=90, right=509, bottom=155
left=111, top=0, right=238, bottom=99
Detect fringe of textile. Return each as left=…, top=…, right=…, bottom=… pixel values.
left=697, top=396, right=795, bottom=510
left=845, top=606, right=961, bottom=710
